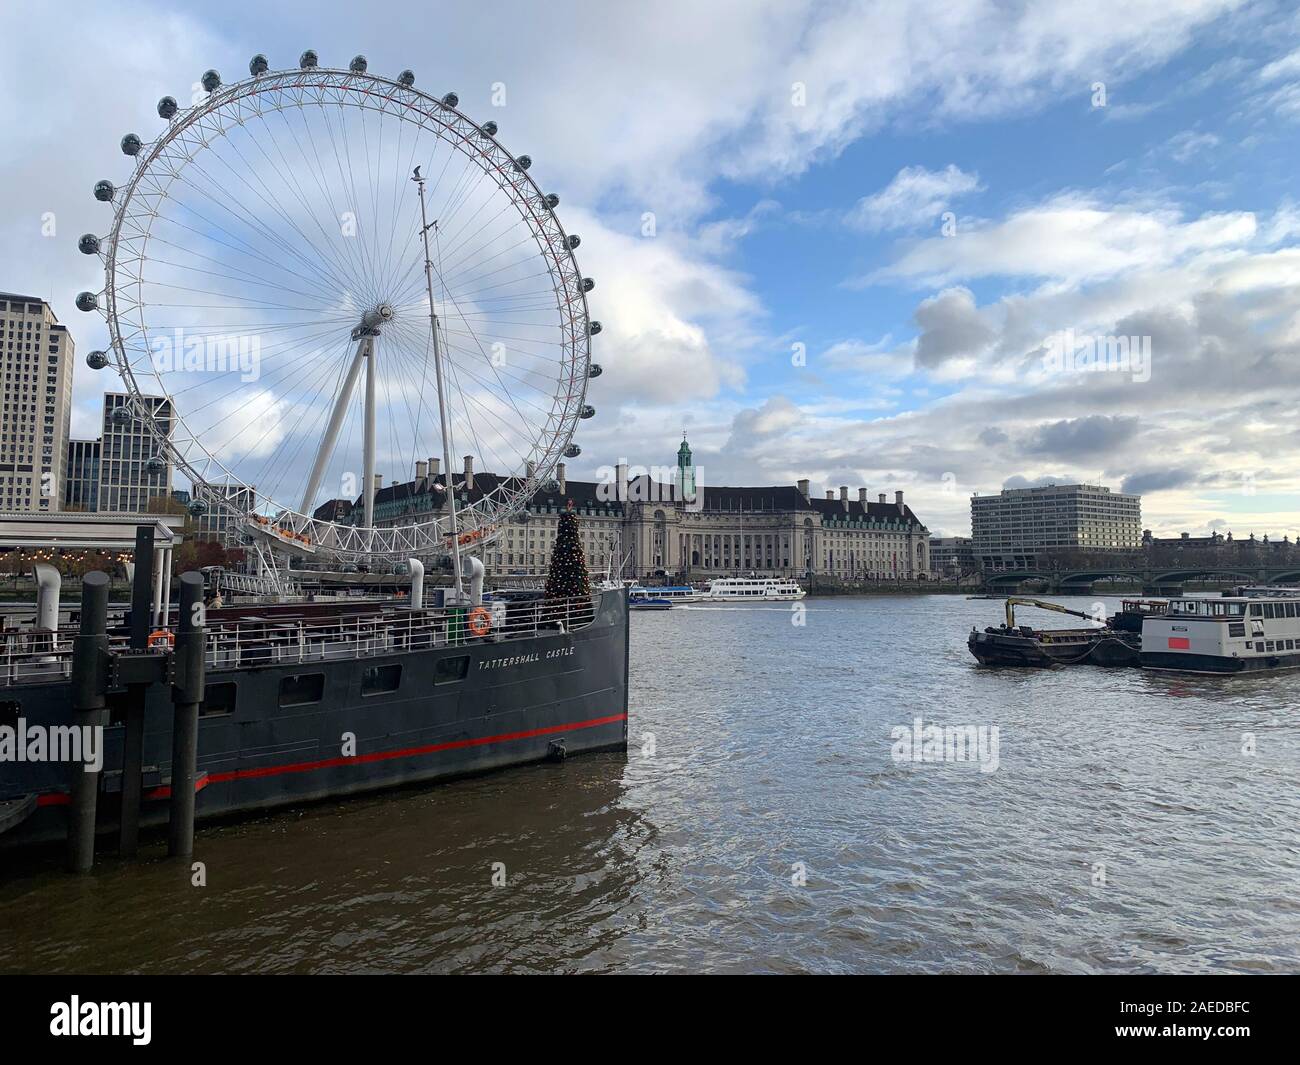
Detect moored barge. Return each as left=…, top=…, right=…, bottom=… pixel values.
left=967, top=597, right=1140, bottom=668
left=0, top=580, right=629, bottom=851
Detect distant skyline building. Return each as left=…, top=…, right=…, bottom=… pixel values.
left=344, top=436, right=931, bottom=581
left=929, top=535, right=974, bottom=575
left=0, top=292, right=73, bottom=512
left=194, top=482, right=256, bottom=541
left=971, top=483, right=1142, bottom=570
left=63, top=437, right=101, bottom=511
left=70, top=392, right=175, bottom=514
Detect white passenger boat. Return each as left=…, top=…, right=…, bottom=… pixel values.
left=629, top=585, right=704, bottom=604
left=705, top=577, right=806, bottom=602
left=1140, top=594, right=1300, bottom=674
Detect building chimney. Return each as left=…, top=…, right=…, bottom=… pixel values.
left=557, top=462, right=566, bottom=494
left=858, top=488, right=867, bottom=505
left=615, top=460, right=628, bottom=502
left=372, top=473, right=382, bottom=494
left=463, top=455, right=474, bottom=491
left=428, top=457, right=439, bottom=478
left=526, top=459, right=536, bottom=478
left=797, top=478, right=810, bottom=501
left=839, top=485, right=849, bottom=510
left=415, top=460, right=427, bottom=480
left=826, top=490, right=834, bottom=500
left=895, top=490, right=904, bottom=508
left=878, top=493, right=886, bottom=505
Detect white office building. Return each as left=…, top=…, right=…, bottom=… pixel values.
left=971, top=483, right=1142, bottom=570
left=0, top=293, right=74, bottom=511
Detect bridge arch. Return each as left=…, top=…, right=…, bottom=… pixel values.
left=1151, top=569, right=1256, bottom=584
left=1059, top=570, right=1143, bottom=584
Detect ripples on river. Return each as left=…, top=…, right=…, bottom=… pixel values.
left=1, top=595, right=1297, bottom=973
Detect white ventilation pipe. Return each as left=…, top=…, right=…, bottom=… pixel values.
left=408, top=557, right=424, bottom=609
left=465, top=555, right=485, bottom=606
left=33, top=563, right=60, bottom=664
left=34, top=563, right=60, bottom=633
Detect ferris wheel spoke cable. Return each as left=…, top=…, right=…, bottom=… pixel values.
left=316, top=103, right=385, bottom=308
left=147, top=210, right=352, bottom=300
left=185, top=141, right=373, bottom=306
left=177, top=321, right=358, bottom=418
left=237, top=116, right=382, bottom=304
left=247, top=338, right=358, bottom=502
left=268, top=106, right=383, bottom=302
left=385, top=320, right=517, bottom=474
left=174, top=146, right=360, bottom=293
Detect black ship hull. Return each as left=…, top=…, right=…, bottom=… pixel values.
left=1, top=590, right=629, bottom=850
left=968, top=626, right=1139, bottom=668
left=1140, top=649, right=1300, bottom=674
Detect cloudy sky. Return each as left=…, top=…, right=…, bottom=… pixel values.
left=4, top=0, right=1300, bottom=537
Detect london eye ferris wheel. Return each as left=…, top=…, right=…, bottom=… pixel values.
left=76, top=50, right=601, bottom=567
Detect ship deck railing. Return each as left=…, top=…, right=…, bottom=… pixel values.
left=0, top=594, right=601, bottom=686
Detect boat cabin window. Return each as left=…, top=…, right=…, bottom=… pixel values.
left=279, top=673, right=325, bottom=707
left=361, top=663, right=402, bottom=696
left=434, top=655, right=470, bottom=684
left=200, top=682, right=237, bottom=717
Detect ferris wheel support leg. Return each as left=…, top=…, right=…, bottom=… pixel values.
left=363, top=338, right=377, bottom=531
left=300, top=337, right=369, bottom=515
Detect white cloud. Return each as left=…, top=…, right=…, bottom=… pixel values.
left=847, top=165, right=981, bottom=233
left=864, top=194, right=1258, bottom=287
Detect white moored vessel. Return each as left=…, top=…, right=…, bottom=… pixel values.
left=629, top=585, right=704, bottom=604
left=706, top=577, right=806, bottom=602
left=1140, top=592, right=1300, bottom=674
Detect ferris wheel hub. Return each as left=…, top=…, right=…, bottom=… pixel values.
left=352, top=302, right=395, bottom=339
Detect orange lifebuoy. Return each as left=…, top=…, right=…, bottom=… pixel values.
left=467, top=606, right=492, bottom=637
left=147, top=629, right=175, bottom=650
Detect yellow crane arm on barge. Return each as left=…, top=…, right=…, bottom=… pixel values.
left=966, top=597, right=1101, bottom=629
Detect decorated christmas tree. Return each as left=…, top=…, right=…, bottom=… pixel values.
left=544, top=503, right=591, bottom=600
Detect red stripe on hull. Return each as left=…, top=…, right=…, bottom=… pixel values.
left=31, top=712, right=627, bottom=805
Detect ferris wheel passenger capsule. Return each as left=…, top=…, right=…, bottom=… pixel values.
left=187, top=500, right=209, bottom=517
left=75, top=291, right=98, bottom=312
left=249, top=54, right=269, bottom=76
left=543, top=193, right=559, bottom=210
left=581, top=277, right=595, bottom=293
left=442, top=92, right=459, bottom=108
left=587, top=320, right=602, bottom=335
left=110, top=407, right=132, bottom=426
left=299, top=49, right=319, bottom=69
left=513, top=155, right=531, bottom=172
left=480, top=120, right=498, bottom=136
left=566, top=234, right=580, bottom=249
left=120, top=133, right=142, bottom=156
left=349, top=55, right=367, bottom=73
left=398, top=69, right=415, bottom=87
left=86, top=351, right=109, bottom=370
left=145, top=456, right=167, bottom=475
left=588, top=363, right=603, bottom=378
left=580, top=405, right=596, bottom=419
left=93, top=180, right=115, bottom=202
left=564, top=444, right=582, bottom=458
left=201, top=70, right=221, bottom=93
left=78, top=234, right=101, bottom=255
left=157, top=96, right=178, bottom=119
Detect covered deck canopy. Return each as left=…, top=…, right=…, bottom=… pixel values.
left=0, top=512, right=185, bottom=550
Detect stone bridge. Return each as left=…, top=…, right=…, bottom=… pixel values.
left=981, top=565, right=1300, bottom=594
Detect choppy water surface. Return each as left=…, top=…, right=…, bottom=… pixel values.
left=2, top=595, right=1297, bottom=974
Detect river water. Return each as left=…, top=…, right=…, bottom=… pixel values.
left=2, top=595, right=1297, bottom=974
